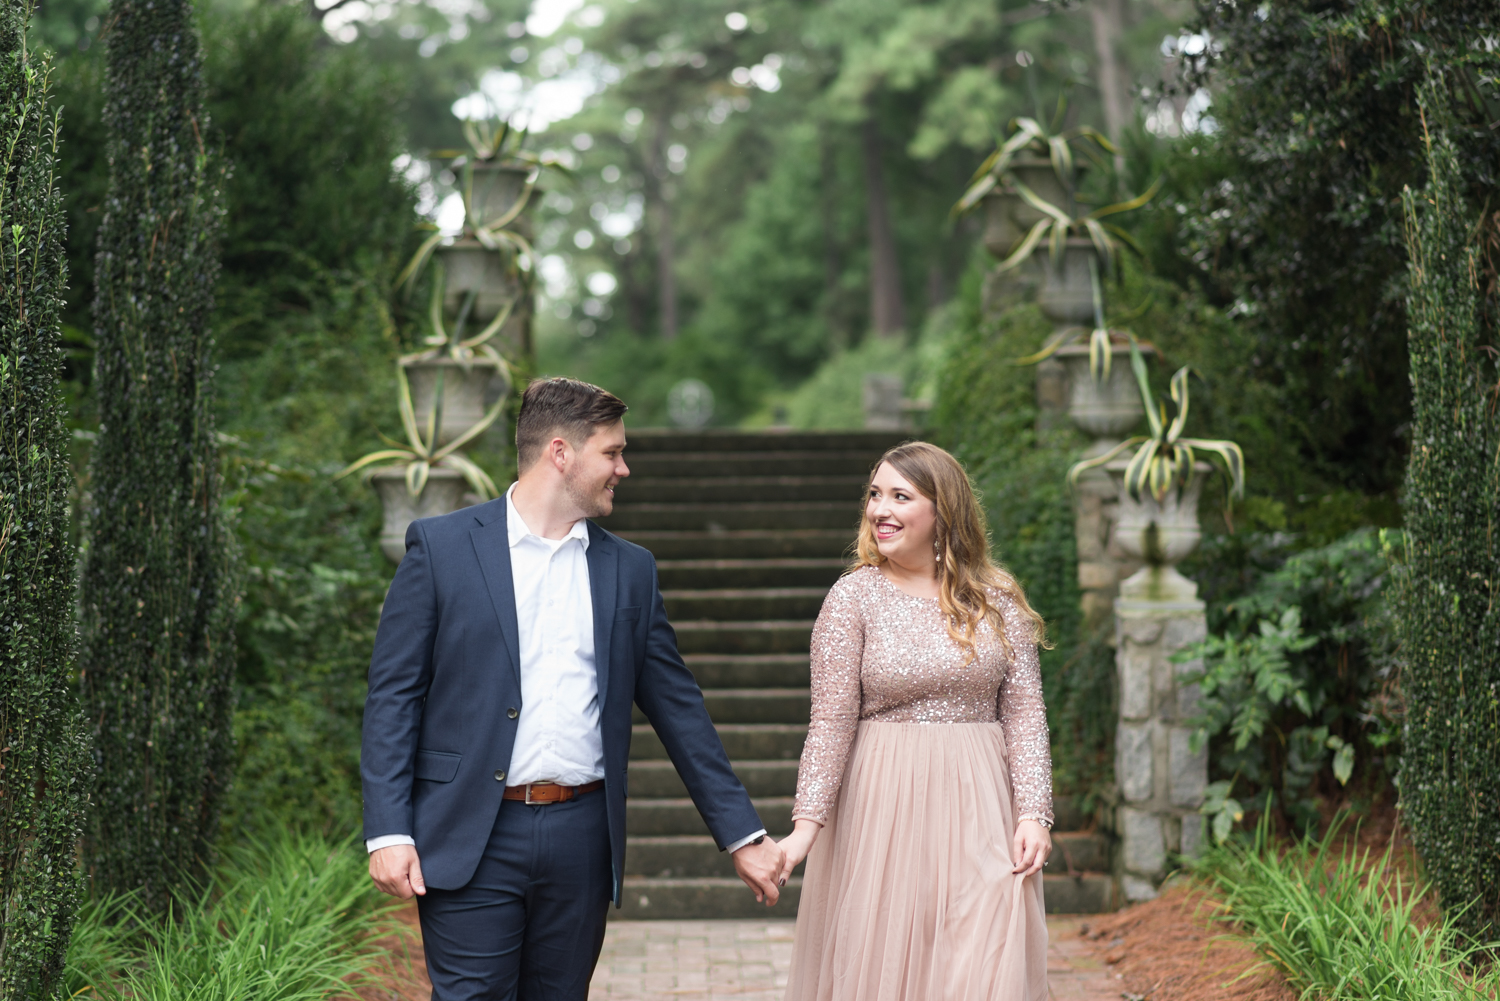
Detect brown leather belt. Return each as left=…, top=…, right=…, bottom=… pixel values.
left=503, top=780, right=604, bottom=804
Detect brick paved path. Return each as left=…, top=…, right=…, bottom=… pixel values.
left=587, top=916, right=1123, bottom=1000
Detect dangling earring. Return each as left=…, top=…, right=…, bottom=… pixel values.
left=933, top=538, right=942, bottom=564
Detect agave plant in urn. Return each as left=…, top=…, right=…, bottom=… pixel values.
left=394, top=117, right=561, bottom=449
left=954, top=115, right=1162, bottom=444
left=337, top=364, right=504, bottom=563
left=1068, top=335, right=1245, bottom=608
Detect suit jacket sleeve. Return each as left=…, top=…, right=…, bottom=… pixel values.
left=361, top=518, right=440, bottom=841
left=632, top=562, right=764, bottom=850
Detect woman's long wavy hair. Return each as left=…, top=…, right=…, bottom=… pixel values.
left=853, top=441, right=1048, bottom=662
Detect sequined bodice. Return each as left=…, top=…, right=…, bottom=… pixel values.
left=791, top=565, right=1054, bottom=825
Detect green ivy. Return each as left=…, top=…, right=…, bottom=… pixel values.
left=0, top=3, right=93, bottom=996
left=76, top=0, right=239, bottom=912
left=1392, top=78, right=1500, bottom=942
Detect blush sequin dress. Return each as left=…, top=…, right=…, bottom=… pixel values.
left=784, top=565, right=1053, bottom=1001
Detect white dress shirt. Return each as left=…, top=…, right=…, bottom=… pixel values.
left=368, top=487, right=764, bottom=855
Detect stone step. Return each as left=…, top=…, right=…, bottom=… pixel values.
left=627, top=797, right=795, bottom=837
left=1052, top=831, right=1110, bottom=873
left=632, top=723, right=806, bottom=761
left=611, top=877, right=804, bottom=920
left=628, top=760, right=799, bottom=799
left=601, top=501, right=858, bottom=533
left=674, top=620, right=814, bottom=655
left=616, top=530, right=853, bottom=560
left=663, top=588, right=828, bottom=622
left=657, top=558, right=847, bottom=590
left=621, top=429, right=906, bottom=453
left=685, top=654, right=810, bottom=689
left=626, top=451, right=879, bottom=478
left=617, top=476, right=865, bottom=505
left=609, top=872, right=1114, bottom=919
left=633, top=689, right=810, bottom=726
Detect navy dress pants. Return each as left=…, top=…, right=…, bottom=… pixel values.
left=417, top=789, right=612, bottom=1001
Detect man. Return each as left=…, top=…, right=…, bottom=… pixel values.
left=361, top=377, right=785, bottom=1000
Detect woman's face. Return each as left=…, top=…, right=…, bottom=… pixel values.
left=866, top=462, right=938, bottom=571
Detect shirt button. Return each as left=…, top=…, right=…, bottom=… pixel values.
left=494, top=770, right=506, bottom=782
left=507, top=707, right=519, bottom=719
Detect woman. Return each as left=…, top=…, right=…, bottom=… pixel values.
left=778, top=441, right=1053, bottom=1001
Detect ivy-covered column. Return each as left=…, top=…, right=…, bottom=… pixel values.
left=78, top=0, right=238, bottom=910
left=0, top=5, right=94, bottom=996
left=1393, top=84, right=1500, bottom=942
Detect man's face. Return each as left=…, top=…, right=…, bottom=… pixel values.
left=563, top=420, right=629, bottom=518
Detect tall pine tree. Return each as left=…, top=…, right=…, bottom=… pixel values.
left=78, top=0, right=238, bottom=909
left=1394, top=78, right=1500, bottom=940
left=0, top=2, right=93, bottom=995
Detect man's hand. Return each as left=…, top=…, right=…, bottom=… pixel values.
left=1011, top=819, right=1052, bottom=877
left=370, top=844, right=427, bottom=899
left=731, top=838, right=786, bottom=906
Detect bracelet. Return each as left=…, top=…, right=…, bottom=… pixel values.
left=1019, top=814, right=1053, bottom=830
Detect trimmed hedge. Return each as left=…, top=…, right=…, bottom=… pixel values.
left=0, top=4, right=93, bottom=996
left=1393, top=81, right=1500, bottom=940
left=77, top=0, right=239, bottom=911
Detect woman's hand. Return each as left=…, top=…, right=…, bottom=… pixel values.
left=776, top=819, right=822, bottom=885
left=1012, top=819, right=1052, bottom=877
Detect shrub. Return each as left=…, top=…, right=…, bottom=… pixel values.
left=1179, top=529, right=1400, bottom=839
left=1391, top=81, right=1500, bottom=942
left=77, top=0, right=239, bottom=910
left=0, top=5, right=93, bottom=997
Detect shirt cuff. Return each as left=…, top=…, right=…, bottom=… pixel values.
left=366, top=834, right=416, bottom=853
left=725, top=829, right=768, bottom=853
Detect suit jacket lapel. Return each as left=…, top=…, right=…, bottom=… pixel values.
left=587, top=523, right=617, bottom=714
left=470, top=504, right=522, bottom=691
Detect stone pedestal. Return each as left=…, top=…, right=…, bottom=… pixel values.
left=1113, top=567, right=1208, bottom=901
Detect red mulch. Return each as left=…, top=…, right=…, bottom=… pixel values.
left=354, top=901, right=430, bottom=1001
left=1077, top=882, right=1295, bottom=1001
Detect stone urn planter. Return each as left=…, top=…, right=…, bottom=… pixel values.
left=371, top=466, right=472, bottom=563
left=401, top=356, right=509, bottom=448
left=1037, top=238, right=1098, bottom=326
left=433, top=241, right=526, bottom=322
left=1056, top=341, right=1153, bottom=443
left=1107, top=455, right=1211, bottom=607
left=1008, top=153, right=1070, bottom=230
left=467, top=162, right=531, bottom=230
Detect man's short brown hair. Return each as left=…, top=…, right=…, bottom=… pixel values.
left=515, top=377, right=628, bottom=471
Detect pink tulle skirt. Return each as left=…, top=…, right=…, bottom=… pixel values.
left=785, top=722, right=1048, bottom=1001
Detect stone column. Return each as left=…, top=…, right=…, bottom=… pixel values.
left=1113, top=568, right=1209, bottom=901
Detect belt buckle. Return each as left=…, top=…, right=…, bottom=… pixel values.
left=525, top=781, right=555, bottom=805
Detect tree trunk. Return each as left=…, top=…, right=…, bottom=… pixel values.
left=820, top=129, right=846, bottom=347
left=861, top=114, right=905, bottom=339
left=1090, top=0, right=1128, bottom=144
left=645, top=112, right=679, bottom=340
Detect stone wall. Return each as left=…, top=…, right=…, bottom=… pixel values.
left=1113, top=590, right=1209, bottom=901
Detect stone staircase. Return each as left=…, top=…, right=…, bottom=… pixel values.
left=598, top=428, right=1114, bottom=919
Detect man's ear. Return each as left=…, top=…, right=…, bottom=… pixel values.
left=547, top=436, right=572, bottom=472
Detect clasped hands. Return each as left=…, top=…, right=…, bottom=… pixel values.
left=371, top=820, right=1051, bottom=905
left=369, top=836, right=793, bottom=906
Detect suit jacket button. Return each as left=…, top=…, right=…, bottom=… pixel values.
left=494, top=770, right=506, bottom=782
left=507, top=707, right=519, bottom=719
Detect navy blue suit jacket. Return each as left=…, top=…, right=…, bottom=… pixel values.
left=360, top=497, right=764, bottom=904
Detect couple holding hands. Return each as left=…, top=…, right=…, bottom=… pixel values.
left=361, top=378, right=1054, bottom=1001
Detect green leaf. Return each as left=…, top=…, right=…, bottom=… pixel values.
left=1332, top=743, right=1355, bottom=786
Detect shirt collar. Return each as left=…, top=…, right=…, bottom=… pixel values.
left=505, top=483, right=590, bottom=551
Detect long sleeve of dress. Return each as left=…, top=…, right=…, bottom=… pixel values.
left=997, top=600, right=1054, bottom=827
left=791, top=577, right=864, bottom=825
